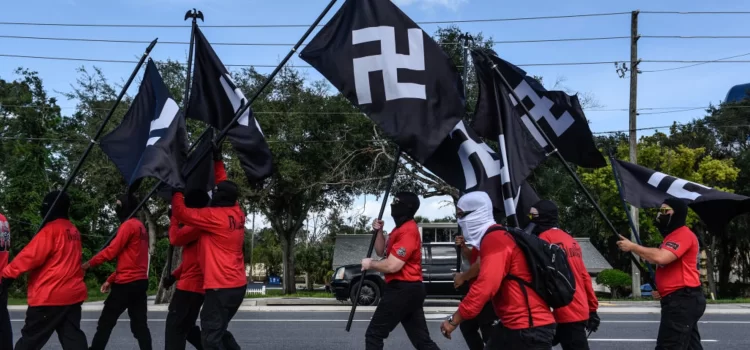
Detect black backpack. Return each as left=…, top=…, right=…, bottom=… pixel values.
left=482, top=225, right=576, bottom=326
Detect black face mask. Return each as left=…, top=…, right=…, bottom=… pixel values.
left=40, top=191, right=70, bottom=223
left=115, top=193, right=138, bottom=223
left=390, top=192, right=420, bottom=228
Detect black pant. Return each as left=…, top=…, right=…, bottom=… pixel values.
left=459, top=302, right=497, bottom=350
left=555, top=321, right=589, bottom=350
left=484, top=323, right=555, bottom=350
left=0, top=290, right=12, bottom=350
left=365, top=281, right=440, bottom=350
left=166, top=289, right=205, bottom=350
left=90, top=279, right=152, bottom=350
left=200, top=286, right=245, bottom=350
left=14, top=302, right=88, bottom=350
left=656, top=287, right=706, bottom=350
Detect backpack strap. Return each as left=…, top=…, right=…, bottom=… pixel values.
left=506, top=275, right=534, bottom=328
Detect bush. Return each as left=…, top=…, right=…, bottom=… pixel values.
left=596, top=269, right=632, bottom=298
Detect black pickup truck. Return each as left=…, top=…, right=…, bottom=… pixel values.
left=331, top=242, right=468, bottom=306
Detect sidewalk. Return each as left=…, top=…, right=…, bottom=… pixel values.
left=8, top=297, right=750, bottom=314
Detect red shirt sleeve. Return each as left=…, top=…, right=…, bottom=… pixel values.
left=387, top=229, right=418, bottom=262
left=458, top=234, right=511, bottom=320
left=89, top=221, right=132, bottom=267
left=661, top=229, right=693, bottom=259
left=2, top=229, right=54, bottom=279
left=106, top=272, right=116, bottom=284
left=172, top=263, right=183, bottom=279
left=172, top=193, right=226, bottom=233
left=169, top=218, right=202, bottom=246
left=214, top=160, right=227, bottom=183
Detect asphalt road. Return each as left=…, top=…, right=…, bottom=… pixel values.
left=8, top=310, right=750, bottom=349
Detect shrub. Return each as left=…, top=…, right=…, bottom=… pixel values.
left=596, top=269, right=632, bottom=298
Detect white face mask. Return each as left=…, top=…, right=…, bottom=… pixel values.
left=456, top=192, right=496, bottom=249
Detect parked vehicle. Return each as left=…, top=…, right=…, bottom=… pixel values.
left=331, top=242, right=467, bottom=306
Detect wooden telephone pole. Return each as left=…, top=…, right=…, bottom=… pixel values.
left=628, top=10, right=642, bottom=297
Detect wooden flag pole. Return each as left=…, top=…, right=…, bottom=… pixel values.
left=37, top=39, right=158, bottom=234
left=346, top=147, right=402, bottom=332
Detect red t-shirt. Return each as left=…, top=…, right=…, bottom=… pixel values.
left=0, top=214, right=9, bottom=273
left=458, top=225, right=556, bottom=330
left=89, top=218, right=149, bottom=284
left=169, top=218, right=204, bottom=294
left=539, top=229, right=598, bottom=323
left=171, top=193, right=246, bottom=290
left=2, top=219, right=87, bottom=306
left=655, top=226, right=701, bottom=297
left=384, top=220, right=422, bottom=283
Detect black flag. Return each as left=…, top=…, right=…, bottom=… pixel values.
left=613, top=159, right=750, bottom=232
left=187, top=26, right=273, bottom=185
left=472, top=52, right=606, bottom=168
left=156, top=128, right=215, bottom=201
left=100, top=59, right=188, bottom=191
left=422, top=120, right=535, bottom=218
left=299, top=0, right=465, bottom=163
left=471, top=48, right=547, bottom=219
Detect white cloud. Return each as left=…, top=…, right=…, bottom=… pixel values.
left=393, top=0, right=468, bottom=11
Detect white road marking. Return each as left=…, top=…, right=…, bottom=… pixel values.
left=588, top=339, right=718, bottom=342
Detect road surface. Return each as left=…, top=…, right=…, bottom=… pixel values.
left=9, top=310, right=750, bottom=349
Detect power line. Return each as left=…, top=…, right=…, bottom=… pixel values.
left=0, top=12, right=631, bottom=29
left=0, top=53, right=624, bottom=68
left=0, top=34, right=629, bottom=46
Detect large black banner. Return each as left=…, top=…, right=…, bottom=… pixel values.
left=472, top=51, right=606, bottom=168
left=100, top=59, right=188, bottom=191
left=299, top=0, right=465, bottom=163
left=187, top=26, right=273, bottom=185
left=613, top=159, right=750, bottom=232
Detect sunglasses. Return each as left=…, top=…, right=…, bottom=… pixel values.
left=456, top=210, right=475, bottom=219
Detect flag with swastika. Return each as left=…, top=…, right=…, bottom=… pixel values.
left=299, top=0, right=465, bottom=163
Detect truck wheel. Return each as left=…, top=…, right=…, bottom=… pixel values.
left=350, top=280, right=380, bottom=306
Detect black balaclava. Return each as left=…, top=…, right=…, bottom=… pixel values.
left=185, top=189, right=210, bottom=209
left=40, top=190, right=70, bottom=222
left=657, top=197, right=688, bottom=235
left=115, top=193, right=139, bottom=223
left=391, top=192, right=420, bottom=228
left=211, top=181, right=239, bottom=207
left=530, top=199, right=559, bottom=235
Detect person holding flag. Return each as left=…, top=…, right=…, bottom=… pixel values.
left=529, top=200, right=599, bottom=349
left=1, top=191, right=89, bottom=349
left=360, top=192, right=440, bottom=350
left=617, top=198, right=705, bottom=349
left=84, top=193, right=152, bottom=350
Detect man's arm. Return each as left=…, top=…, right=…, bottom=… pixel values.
left=171, top=193, right=225, bottom=233
left=88, top=222, right=132, bottom=268
left=2, top=231, right=52, bottom=279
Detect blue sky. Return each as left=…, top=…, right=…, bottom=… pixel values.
left=3, top=0, right=750, bottom=230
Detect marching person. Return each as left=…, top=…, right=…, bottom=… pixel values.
left=439, top=192, right=556, bottom=349
left=171, top=159, right=246, bottom=350
left=0, top=212, right=11, bottom=350
left=164, top=189, right=210, bottom=350
left=617, top=198, right=705, bottom=350
left=1, top=191, right=88, bottom=349
left=84, top=193, right=152, bottom=350
left=361, top=192, right=440, bottom=350
left=529, top=200, right=600, bottom=350
left=453, top=234, right=497, bottom=350
left=165, top=148, right=233, bottom=350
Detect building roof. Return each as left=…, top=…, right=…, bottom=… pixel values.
left=332, top=234, right=613, bottom=274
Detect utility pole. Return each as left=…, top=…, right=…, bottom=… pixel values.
left=628, top=10, right=642, bottom=297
